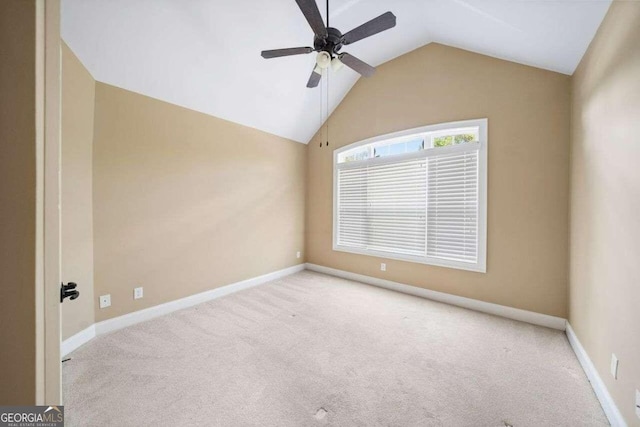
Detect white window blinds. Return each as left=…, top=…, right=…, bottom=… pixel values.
left=427, top=148, right=479, bottom=263
left=334, top=119, right=487, bottom=272
left=337, top=158, right=427, bottom=257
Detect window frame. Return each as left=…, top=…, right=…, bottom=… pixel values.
left=333, top=118, right=488, bottom=273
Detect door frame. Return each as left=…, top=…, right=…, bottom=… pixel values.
left=35, top=0, right=62, bottom=405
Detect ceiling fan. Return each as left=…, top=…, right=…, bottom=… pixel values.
left=261, top=0, right=396, bottom=88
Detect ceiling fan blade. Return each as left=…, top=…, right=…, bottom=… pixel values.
left=295, top=0, right=328, bottom=39
left=342, top=11, right=396, bottom=45
left=261, top=47, right=314, bottom=59
left=340, top=53, right=376, bottom=77
left=307, top=67, right=322, bottom=88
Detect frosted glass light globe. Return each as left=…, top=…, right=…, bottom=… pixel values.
left=316, top=51, right=332, bottom=69
left=331, top=56, right=344, bottom=71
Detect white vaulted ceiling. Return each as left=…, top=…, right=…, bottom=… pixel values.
left=61, top=0, right=611, bottom=144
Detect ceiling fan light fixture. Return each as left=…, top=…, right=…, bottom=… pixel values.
left=260, top=0, right=396, bottom=87
left=316, top=51, right=332, bottom=69
left=331, top=56, right=344, bottom=72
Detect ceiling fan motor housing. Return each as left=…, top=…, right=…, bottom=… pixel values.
left=314, top=27, right=344, bottom=57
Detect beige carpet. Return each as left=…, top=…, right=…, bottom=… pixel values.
left=63, top=271, right=608, bottom=426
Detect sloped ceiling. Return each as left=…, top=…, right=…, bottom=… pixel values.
left=61, top=0, right=611, bottom=144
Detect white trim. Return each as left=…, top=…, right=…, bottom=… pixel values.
left=331, top=245, right=486, bottom=273
left=565, top=323, right=627, bottom=427
left=94, top=264, right=305, bottom=336
left=41, top=0, right=62, bottom=404
left=334, top=119, right=487, bottom=158
left=337, top=138, right=481, bottom=171
left=35, top=0, right=45, bottom=402
left=333, top=118, right=488, bottom=273
left=61, top=325, right=96, bottom=357
left=59, top=264, right=305, bottom=355
left=477, top=119, right=488, bottom=274
left=305, top=263, right=566, bottom=330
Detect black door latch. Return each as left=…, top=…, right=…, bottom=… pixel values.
left=60, top=282, right=80, bottom=303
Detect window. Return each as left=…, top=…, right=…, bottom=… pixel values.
left=333, top=119, right=487, bottom=272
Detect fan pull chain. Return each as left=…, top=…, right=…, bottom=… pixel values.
left=325, top=0, right=330, bottom=147
left=320, top=72, right=323, bottom=147
left=326, top=68, right=330, bottom=147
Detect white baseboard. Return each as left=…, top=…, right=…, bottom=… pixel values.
left=61, top=324, right=96, bottom=357
left=566, top=323, right=627, bottom=427
left=61, top=264, right=305, bottom=356
left=94, top=263, right=305, bottom=336
left=305, top=263, right=566, bottom=330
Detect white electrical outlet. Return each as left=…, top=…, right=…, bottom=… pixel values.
left=296, top=251, right=301, bottom=259
left=610, top=354, right=619, bottom=379
left=134, top=287, right=143, bottom=300
left=99, top=294, right=111, bottom=309
left=380, top=263, right=386, bottom=271
left=635, top=389, right=640, bottom=419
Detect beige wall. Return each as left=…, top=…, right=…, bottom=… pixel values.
left=61, top=42, right=96, bottom=340
left=570, top=2, right=640, bottom=425
left=306, top=43, right=571, bottom=318
left=0, top=0, right=37, bottom=404
left=92, top=83, right=306, bottom=321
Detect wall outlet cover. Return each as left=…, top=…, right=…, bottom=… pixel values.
left=380, top=263, right=386, bottom=271
left=296, top=251, right=301, bottom=259
left=610, top=353, right=619, bottom=379
left=134, top=287, right=143, bottom=300
left=99, top=294, right=111, bottom=309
